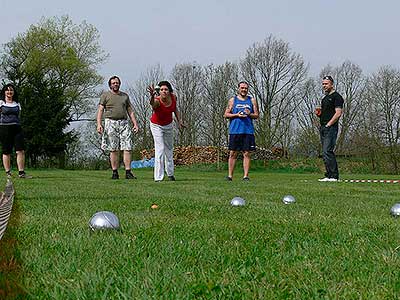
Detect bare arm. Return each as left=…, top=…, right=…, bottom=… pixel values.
left=326, top=107, right=342, bottom=127
left=174, top=109, right=185, bottom=128
left=96, top=104, right=104, bottom=134
left=127, top=106, right=139, bottom=132
left=150, top=97, right=160, bottom=109
left=248, top=97, right=259, bottom=119
left=224, top=98, right=240, bottom=119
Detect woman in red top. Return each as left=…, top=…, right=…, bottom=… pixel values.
left=147, top=81, right=184, bottom=182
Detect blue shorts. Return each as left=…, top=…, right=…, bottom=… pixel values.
left=228, top=134, right=256, bottom=151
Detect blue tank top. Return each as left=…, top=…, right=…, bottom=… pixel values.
left=229, top=96, right=254, bottom=134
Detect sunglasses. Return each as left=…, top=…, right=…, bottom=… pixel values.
left=323, top=76, right=334, bottom=83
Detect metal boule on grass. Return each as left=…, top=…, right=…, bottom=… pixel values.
left=89, top=211, right=120, bottom=231
left=230, top=197, right=246, bottom=207
left=390, top=203, right=400, bottom=217
left=282, top=195, right=296, bottom=205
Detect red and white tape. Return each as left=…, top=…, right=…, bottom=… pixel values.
left=343, top=179, right=400, bottom=183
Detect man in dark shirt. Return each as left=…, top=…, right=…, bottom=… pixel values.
left=316, top=76, right=344, bottom=182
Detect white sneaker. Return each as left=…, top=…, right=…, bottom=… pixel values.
left=318, top=177, right=330, bottom=182
left=319, top=177, right=338, bottom=182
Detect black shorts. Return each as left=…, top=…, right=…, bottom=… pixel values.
left=0, top=125, right=25, bottom=155
left=228, top=134, right=256, bottom=151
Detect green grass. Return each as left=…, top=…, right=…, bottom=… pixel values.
left=2, top=167, right=400, bottom=299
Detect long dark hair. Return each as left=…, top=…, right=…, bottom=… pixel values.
left=1, top=84, right=18, bottom=102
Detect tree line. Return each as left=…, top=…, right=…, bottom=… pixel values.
left=1, top=16, right=399, bottom=172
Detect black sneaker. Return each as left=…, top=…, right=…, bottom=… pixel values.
left=225, top=176, right=232, bottom=181
left=168, top=175, right=176, bottom=181
left=18, top=172, right=32, bottom=179
left=242, top=177, right=250, bottom=181
left=112, top=172, right=119, bottom=180
left=126, top=171, right=137, bottom=179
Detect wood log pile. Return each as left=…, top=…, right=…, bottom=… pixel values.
left=140, top=146, right=279, bottom=166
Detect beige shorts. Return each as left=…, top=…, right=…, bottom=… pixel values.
left=101, top=119, right=133, bottom=151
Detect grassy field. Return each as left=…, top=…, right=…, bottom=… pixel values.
left=1, top=165, right=400, bottom=299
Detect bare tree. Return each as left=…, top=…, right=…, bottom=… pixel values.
left=241, top=35, right=308, bottom=148
left=320, top=61, right=365, bottom=153
left=294, top=78, right=321, bottom=156
left=170, top=63, right=203, bottom=146
left=364, top=66, right=400, bottom=171
left=350, top=96, right=384, bottom=172
left=127, top=64, right=164, bottom=151
left=201, top=62, right=238, bottom=147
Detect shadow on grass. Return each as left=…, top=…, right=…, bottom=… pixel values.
left=0, top=200, right=26, bottom=299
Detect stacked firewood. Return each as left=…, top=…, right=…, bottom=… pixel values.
left=140, top=146, right=278, bottom=165
left=252, top=147, right=276, bottom=160
left=173, top=146, right=229, bottom=165
left=141, top=146, right=228, bottom=165
left=271, top=146, right=288, bottom=158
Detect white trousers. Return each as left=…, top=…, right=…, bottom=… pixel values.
left=150, top=122, right=174, bottom=181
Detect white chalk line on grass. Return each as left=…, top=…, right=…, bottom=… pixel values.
left=342, top=179, right=400, bottom=183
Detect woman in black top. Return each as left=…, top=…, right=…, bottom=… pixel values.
left=0, top=84, right=31, bottom=178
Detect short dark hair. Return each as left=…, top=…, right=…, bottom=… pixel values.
left=158, top=81, right=173, bottom=93
left=238, top=81, right=249, bottom=87
left=1, top=83, right=18, bottom=102
left=322, top=75, right=334, bottom=83
left=108, top=76, right=121, bottom=87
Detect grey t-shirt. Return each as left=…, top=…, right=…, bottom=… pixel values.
left=99, top=91, right=133, bottom=120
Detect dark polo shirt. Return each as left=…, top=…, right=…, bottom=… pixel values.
left=320, top=91, right=344, bottom=126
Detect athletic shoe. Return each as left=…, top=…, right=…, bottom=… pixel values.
left=168, top=176, right=176, bottom=181
left=242, top=177, right=250, bottom=181
left=6, top=171, right=12, bottom=179
left=318, top=177, right=338, bottom=182
left=18, top=173, right=32, bottom=179
left=112, top=172, right=119, bottom=180
left=225, top=176, right=232, bottom=181
left=125, top=171, right=137, bottom=180
left=318, top=177, right=331, bottom=182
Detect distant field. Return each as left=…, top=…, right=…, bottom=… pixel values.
left=1, top=167, right=400, bottom=299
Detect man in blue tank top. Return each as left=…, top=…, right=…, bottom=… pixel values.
left=224, top=81, right=259, bottom=181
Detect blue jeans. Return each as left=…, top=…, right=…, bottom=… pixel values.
left=320, top=125, right=339, bottom=179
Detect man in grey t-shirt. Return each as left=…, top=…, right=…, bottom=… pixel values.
left=97, top=76, right=139, bottom=179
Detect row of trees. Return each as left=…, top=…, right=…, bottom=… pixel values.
left=121, top=44, right=400, bottom=172
left=0, top=16, right=107, bottom=166
left=1, top=16, right=399, bottom=172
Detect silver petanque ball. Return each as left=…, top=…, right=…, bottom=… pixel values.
left=154, top=85, right=161, bottom=95
left=282, top=195, right=296, bottom=205
left=89, top=211, right=120, bottom=231
left=230, top=197, right=246, bottom=207
left=390, top=203, right=400, bottom=217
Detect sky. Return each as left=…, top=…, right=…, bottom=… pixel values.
left=1, top=0, right=399, bottom=89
